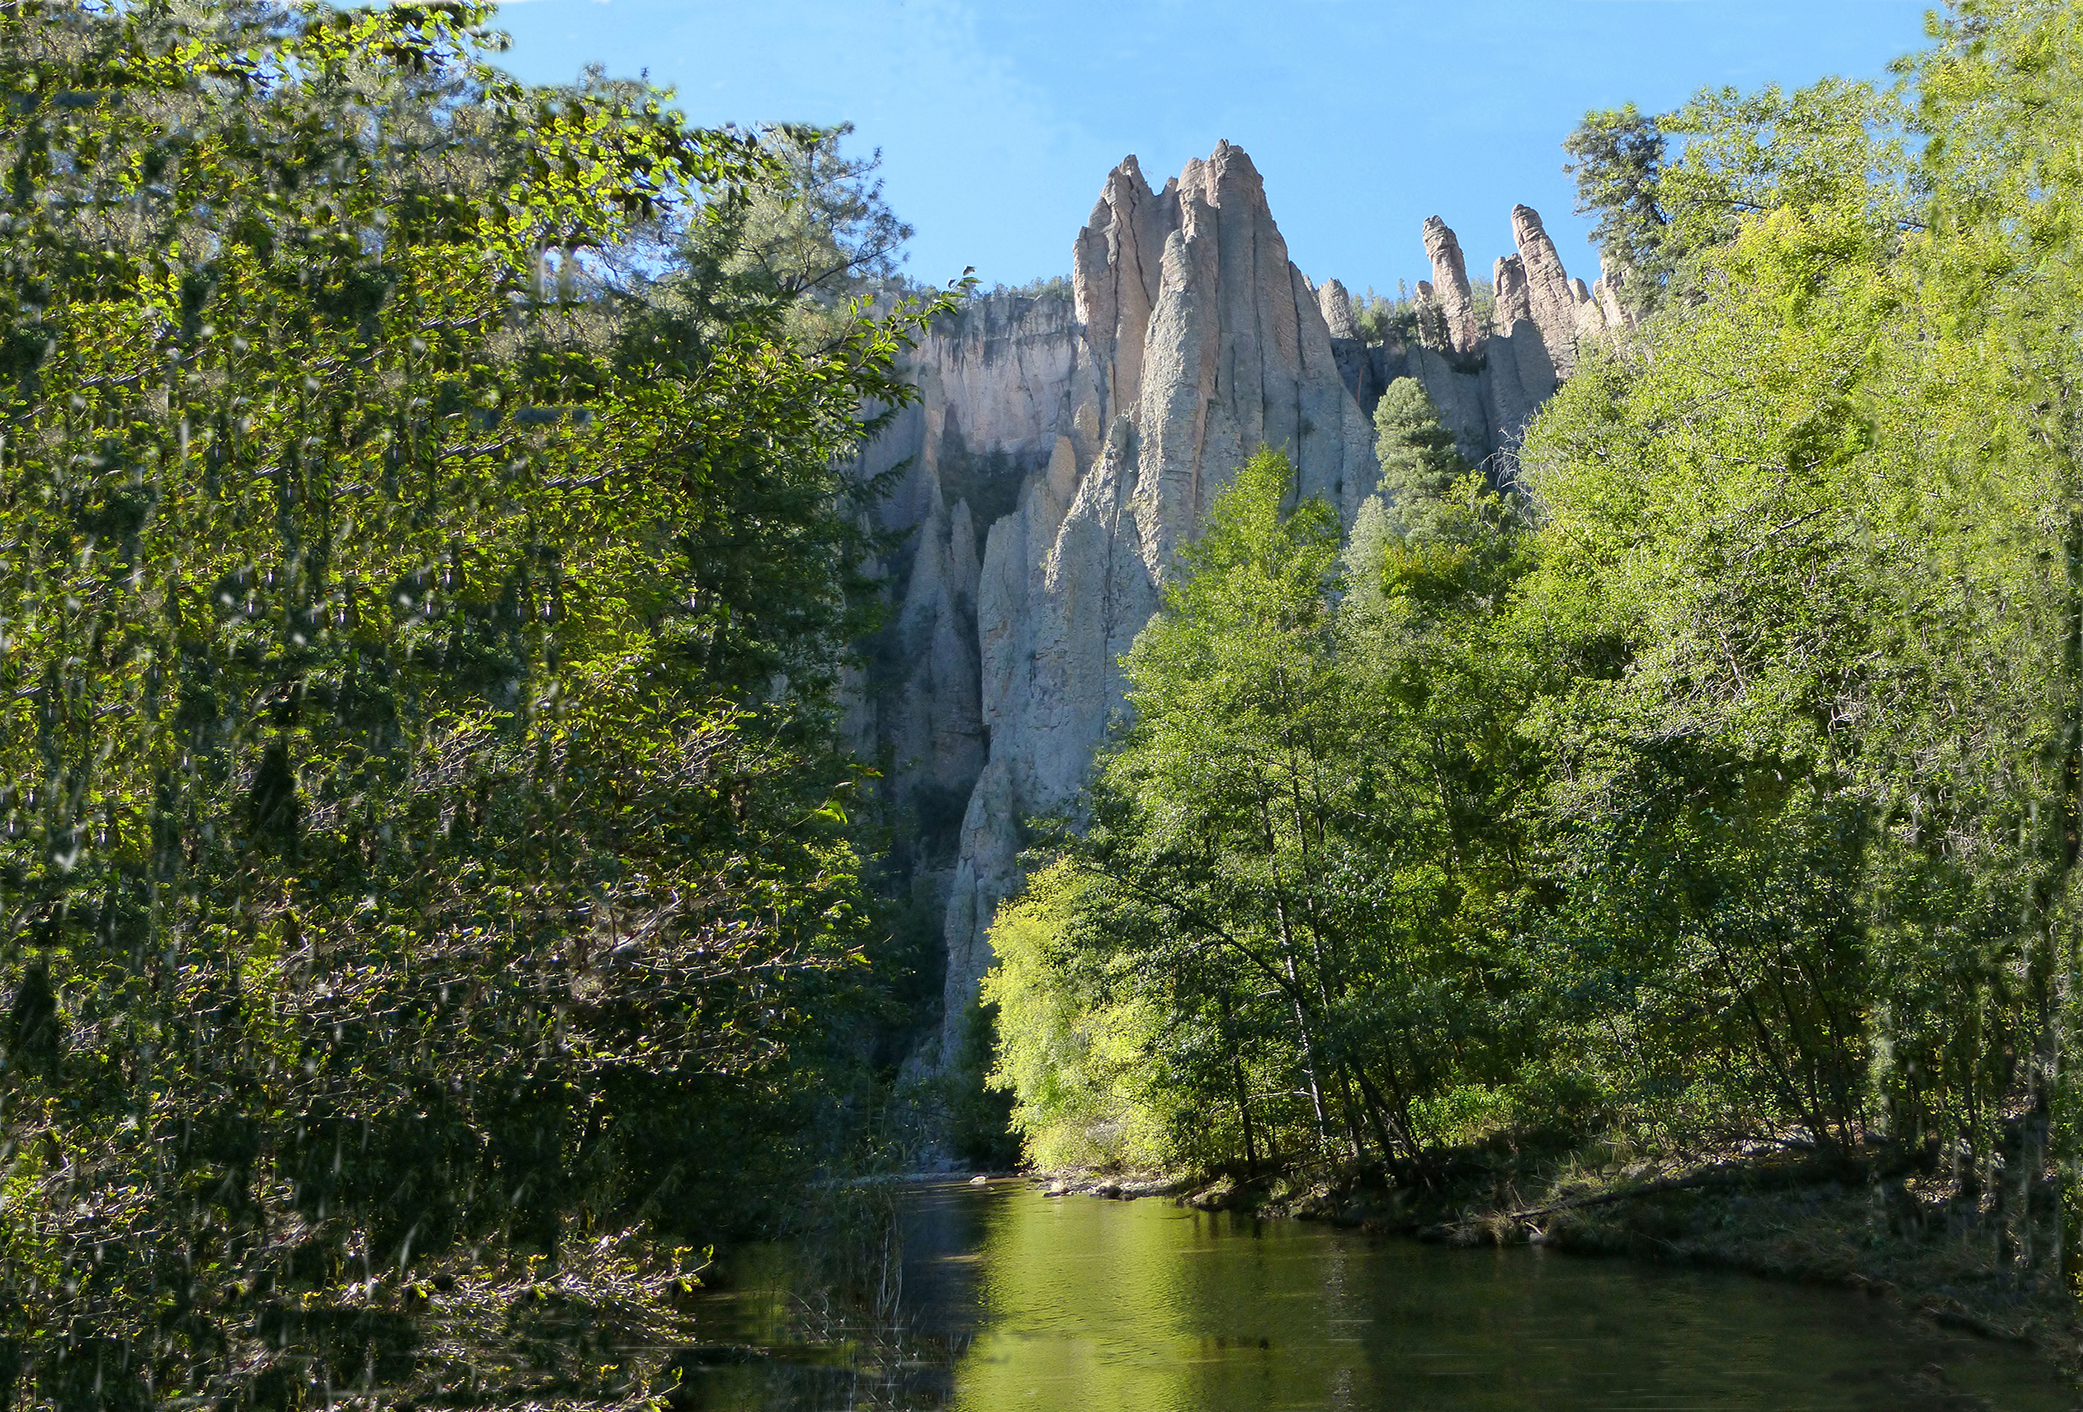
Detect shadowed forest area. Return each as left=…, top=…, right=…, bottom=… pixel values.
left=0, top=1, right=968, bottom=1403
left=11, top=0, right=2083, bottom=1407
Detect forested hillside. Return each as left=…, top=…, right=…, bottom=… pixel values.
left=0, top=2, right=961, bottom=1404
left=985, top=0, right=2083, bottom=1281
left=14, top=0, right=2083, bottom=1404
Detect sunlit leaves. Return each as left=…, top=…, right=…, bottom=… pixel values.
left=0, top=0, right=956, bottom=1402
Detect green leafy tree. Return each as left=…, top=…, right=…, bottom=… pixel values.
left=634, top=119, right=919, bottom=352
left=0, top=1, right=961, bottom=1403
left=1528, top=57, right=2070, bottom=1173
left=980, top=861, right=1178, bottom=1170
left=991, top=7, right=2083, bottom=1297
left=1561, top=104, right=1671, bottom=311
left=1907, top=0, right=2083, bottom=1266
left=990, top=442, right=1536, bottom=1179
left=1566, top=79, right=1917, bottom=317
left=1370, top=377, right=1469, bottom=538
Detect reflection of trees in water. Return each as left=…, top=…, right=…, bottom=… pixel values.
left=776, top=1283, right=963, bottom=1411
left=701, top=1185, right=965, bottom=1411
left=684, top=1184, right=2081, bottom=1412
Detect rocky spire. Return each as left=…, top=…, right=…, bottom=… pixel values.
left=852, top=155, right=1629, bottom=1076
left=1317, top=276, right=1360, bottom=340
left=1421, top=215, right=1482, bottom=356
left=1511, top=204, right=1581, bottom=377
left=1072, top=154, right=1173, bottom=428
left=1493, top=254, right=1532, bottom=331
left=936, top=141, right=1378, bottom=1057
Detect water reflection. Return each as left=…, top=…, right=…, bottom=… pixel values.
left=687, top=1180, right=2076, bottom=1411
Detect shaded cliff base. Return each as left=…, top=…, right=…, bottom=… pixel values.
left=1029, top=1124, right=2083, bottom=1388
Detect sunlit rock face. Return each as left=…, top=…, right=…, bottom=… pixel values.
left=850, top=144, right=1618, bottom=1063
left=1392, top=201, right=1628, bottom=464
left=1421, top=215, right=1484, bottom=358
left=940, top=141, right=1377, bottom=1060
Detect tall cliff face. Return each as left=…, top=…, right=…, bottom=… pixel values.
left=846, top=287, right=1084, bottom=862
left=932, top=143, right=1385, bottom=1051
left=850, top=145, right=1618, bottom=1061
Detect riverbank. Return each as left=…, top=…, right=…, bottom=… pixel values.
left=1031, top=1141, right=2083, bottom=1385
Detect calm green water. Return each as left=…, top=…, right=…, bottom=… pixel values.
left=684, top=1179, right=2078, bottom=1412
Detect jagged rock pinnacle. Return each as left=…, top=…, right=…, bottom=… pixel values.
left=849, top=153, right=1624, bottom=1073
left=1421, top=216, right=1483, bottom=357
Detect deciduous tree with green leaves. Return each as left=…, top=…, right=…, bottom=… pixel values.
left=988, top=438, right=1538, bottom=1180
left=0, top=1, right=961, bottom=1404
left=1526, top=0, right=2083, bottom=1259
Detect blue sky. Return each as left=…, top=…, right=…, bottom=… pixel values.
left=488, top=0, right=1936, bottom=300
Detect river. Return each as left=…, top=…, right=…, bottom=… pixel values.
left=681, top=1178, right=2076, bottom=1411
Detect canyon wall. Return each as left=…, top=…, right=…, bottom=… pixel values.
left=848, top=143, right=1624, bottom=1060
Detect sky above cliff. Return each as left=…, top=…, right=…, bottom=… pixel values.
left=490, top=0, right=1934, bottom=300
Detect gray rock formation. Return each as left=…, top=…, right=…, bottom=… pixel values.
left=1421, top=215, right=1482, bottom=357
left=1594, top=255, right=1636, bottom=334
left=850, top=149, right=1616, bottom=1068
left=845, top=285, right=1088, bottom=881
left=1511, top=203, right=1584, bottom=379
left=1390, top=205, right=1621, bottom=459
left=939, top=141, right=1378, bottom=1056
left=1494, top=254, right=1532, bottom=331
left=1317, top=277, right=1359, bottom=341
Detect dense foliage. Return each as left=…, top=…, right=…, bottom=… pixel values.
left=0, top=2, right=958, bottom=1405
left=985, top=0, right=2083, bottom=1293
left=986, top=437, right=1537, bottom=1182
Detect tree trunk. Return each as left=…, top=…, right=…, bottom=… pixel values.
left=1276, top=900, right=1333, bottom=1153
